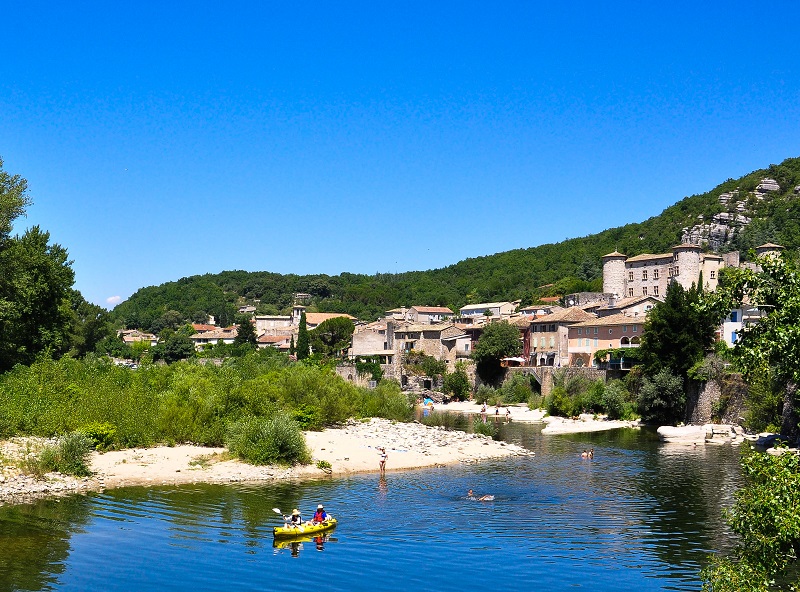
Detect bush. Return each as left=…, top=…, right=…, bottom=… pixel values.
left=361, top=380, right=413, bottom=422
left=39, top=432, right=94, bottom=476
left=226, top=414, right=311, bottom=466
left=77, top=422, right=117, bottom=450
left=546, top=386, right=577, bottom=417
left=474, top=384, right=496, bottom=405
left=602, top=380, right=636, bottom=420
left=472, top=416, right=499, bottom=439
left=638, top=368, right=685, bottom=425
left=419, top=411, right=468, bottom=430
left=498, top=373, right=535, bottom=404
left=443, top=363, right=471, bottom=401
left=291, top=404, right=324, bottom=430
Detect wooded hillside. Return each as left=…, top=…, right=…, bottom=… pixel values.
left=112, top=157, right=800, bottom=330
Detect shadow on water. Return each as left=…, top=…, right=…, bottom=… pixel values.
left=0, top=422, right=743, bottom=592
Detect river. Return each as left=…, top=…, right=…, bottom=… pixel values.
left=0, top=422, right=742, bottom=591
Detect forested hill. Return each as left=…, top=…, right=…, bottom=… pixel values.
left=113, top=157, right=800, bottom=331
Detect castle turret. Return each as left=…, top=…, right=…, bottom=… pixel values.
left=755, top=243, right=784, bottom=259
left=602, top=251, right=627, bottom=298
left=672, top=243, right=701, bottom=290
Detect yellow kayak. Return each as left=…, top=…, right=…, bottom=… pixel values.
left=273, top=518, right=338, bottom=539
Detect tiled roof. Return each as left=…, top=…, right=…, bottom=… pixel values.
left=531, top=307, right=596, bottom=324
left=411, top=306, right=454, bottom=314
left=192, top=324, right=217, bottom=332
left=572, top=313, right=645, bottom=328
left=625, top=253, right=672, bottom=263
left=601, top=295, right=661, bottom=309
left=305, top=313, right=356, bottom=325
left=190, top=327, right=237, bottom=340
left=672, top=243, right=701, bottom=250
left=602, top=250, right=626, bottom=258
left=395, top=322, right=454, bottom=333
left=459, top=302, right=513, bottom=311
left=257, top=335, right=289, bottom=344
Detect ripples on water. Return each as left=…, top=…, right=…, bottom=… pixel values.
left=0, top=422, right=742, bottom=592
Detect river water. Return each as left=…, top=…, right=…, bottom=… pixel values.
left=0, top=422, right=742, bottom=592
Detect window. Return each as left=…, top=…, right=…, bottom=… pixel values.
left=710, top=270, right=716, bottom=279
left=633, top=325, right=638, bottom=332
left=593, top=327, right=598, bottom=334
left=549, top=325, right=556, bottom=332
left=628, top=288, right=634, bottom=297
left=731, top=331, right=738, bottom=343
left=577, top=328, right=582, bottom=335
left=593, top=339, right=598, bottom=347
left=628, top=271, right=634, bottom=282
left=584, top=338, right=589, bottom=347
left=675, top=266, right=680, bottom=276
left=383, top=342, right=388, bottom=350
left=642, top=287, right=648, bottom=295
left=642, top=270, right=648, bottom=281
left=540, top=337, right=545, bottom=348
left=609, top=329, right=613, bottom=334
left=730, top=311, right=738, bottom=322
left=623, top=325, right=628, bottom=333
left=464, top=343, right=470, bottom=351
left=653, top=286, right=659, bottom=296
left=549, top=336, right=555, bottom=348
left=653, top=269, right=660, bottom=280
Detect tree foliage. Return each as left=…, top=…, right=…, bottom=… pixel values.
left=309, top=316, right=354, bottom=358
left=639, top=281, right=717, bottom=381
left=702, top=448, right=800, bottom=592
left=471, top=321, right=522, bottom=383
left=233, top=315, right=257, bottom=348
left=443, top=362, right=471, bottom=400
left=637, top=368, right=685, bottom=425
left=296, top=312, right=310, bottom=360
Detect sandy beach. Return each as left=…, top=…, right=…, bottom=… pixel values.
left=0, top=417, right=531, bottom=505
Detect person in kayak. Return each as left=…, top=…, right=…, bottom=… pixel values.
left=288, top=508, right=303, bottom=527
left=312, top=504, right=328, bottom=523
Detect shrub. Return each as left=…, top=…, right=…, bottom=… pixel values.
left=226, top=414, right=311, bottom=466
left=419, top=411, right=468, bottom=430
left=443, top=363, right=471, bottom=401
left=638, top=369, right=685, bottom=425
left=291, top=404, right=324, bottom=430
left=474, top=384, right=496, bottom=405
left=472, top=416, right=499, bottom=440
left=602, top=380, right=636, bottom=420
left=361, top=380, right=413, bottom=422
left=546, top=386, right=577, bottom=417
left=39, top=432, right=93, bottom=476
left=76, top=422, right=117, bottom=450
left=498, top=373, right=535, bottom=404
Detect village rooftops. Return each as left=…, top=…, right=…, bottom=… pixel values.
left=394, top=322, right=455, bottom=333
left=531, top=307, right=596, bottom=324
left=410, top=306, right=454, bottom=314
left=304, top=312, right=356, bottom=325
left=459, top=301, right=515, bottom=312
left=571, top=313, right=645, bottom=328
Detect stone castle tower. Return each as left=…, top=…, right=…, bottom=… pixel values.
left=602, top=251, right=627, bottom=298
left=672, top=243, right=701, bottom=291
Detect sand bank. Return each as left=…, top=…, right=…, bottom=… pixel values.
left=0, top=418, right=530, bottom=505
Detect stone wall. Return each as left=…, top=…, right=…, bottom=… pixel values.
left=686, top=374, right=747, bottom=425
left=507, top=366, right=606, bottom=398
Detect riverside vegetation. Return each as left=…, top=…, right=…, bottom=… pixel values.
left=0, top=350, right=413, bottom=474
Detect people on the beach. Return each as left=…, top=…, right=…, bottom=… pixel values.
left=312, top=504, right=328, bottom=523
left=505, top=407, right=511, bottom=421
left=378, top=446, right=388, bottom=473
left=495, top=404, right=500, bottom=416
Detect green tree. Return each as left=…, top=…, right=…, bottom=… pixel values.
left=309, top=316, right=354, bottom=358
left=702, top=448, right=800, bottom=592
left=471, top=321, right=522, bottom=383
left=640, top=281, right=716, bottom=380
left=296, top=312, right=310, bottom=360
left=0, top=156, right=31, bottom=242
left=703, top=253, right=800, bottom=440
left=68, top=290, right=116, bottom=357
left=233, top=315, right=257, bottom=348
left=637, top=368, right=685, bottom=425
left=443, top=362, right=471, bottom=400
left=0, top=226, right=75, bottom=372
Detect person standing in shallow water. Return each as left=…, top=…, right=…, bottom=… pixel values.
left=378, top=447, right=387, bottom=474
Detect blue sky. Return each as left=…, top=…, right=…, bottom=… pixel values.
left=2, top=1, right=799, bottom=307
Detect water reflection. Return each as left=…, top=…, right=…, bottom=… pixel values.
left=0, top=424, right=743, bottom=592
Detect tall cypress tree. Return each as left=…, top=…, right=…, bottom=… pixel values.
left=289, top=335, right=296, bottom=356
left=296, top=312, right=310, bottom=360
